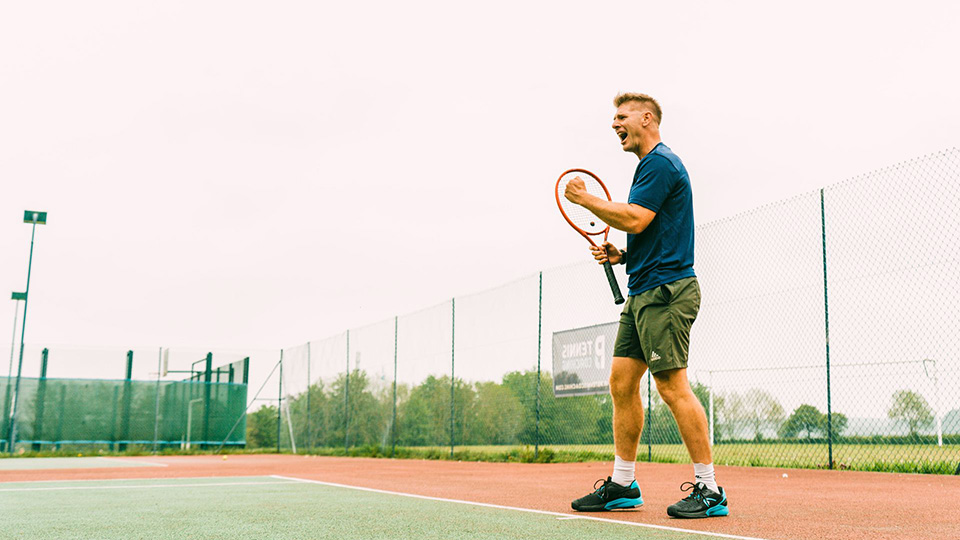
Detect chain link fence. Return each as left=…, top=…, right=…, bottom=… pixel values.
left=262, top=148, right=954, bottom=473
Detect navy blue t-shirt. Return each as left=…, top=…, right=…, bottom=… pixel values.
left=625, top=143, right=696, bottom=294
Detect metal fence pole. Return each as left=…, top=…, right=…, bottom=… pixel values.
left=306, top=342, right=311, bottom=450
left=344, top=331, right=350, bottom=452
left=647, top=371, right=652, bottom=462
left=392, top=315, right=398, bottom=457
left=277, top=350, right=283, bottom=453
left=820, top=188, right=834, bottom=469
left=110, top=386, right=119, bottom=451
left=202, top=352, right=212, bottom=449
left=535, top=271, right=542, bottom=460
left=450, top=298, right=455, bottom=459
left=31, top=348, right=49, bottom=452
left=153, top=347, right=162, bottom=453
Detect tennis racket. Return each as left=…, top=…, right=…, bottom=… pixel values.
left=555, top=168, right=625, bottom=305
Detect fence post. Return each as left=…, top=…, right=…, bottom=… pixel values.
left=647, top=371, right=652, bottom=462
left=535, top=271, right=542, bottom=460
left=118, top=350, right=133, bottom=451
left=820, top=188, right=834, bottom=469
left=153, top=347, right=162, bottom=453
left=110, top=386, right=119, bottom=452
left=344, top=331, right=350, bottom=453
left=450, top=298, right=455, bottom=459
left=392, top=316, right=398, bottom=458
left=30, top=348, right=49, bottom=452
left=277, top=350, right=283, bottom=453
left=306, top=342, right=311, bottom=450
left=200, top=352, right=213, bottom=449
left=54, top=386, right=65, bottom=451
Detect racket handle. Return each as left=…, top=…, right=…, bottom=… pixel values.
left=602, top=261, right=625, bottom=305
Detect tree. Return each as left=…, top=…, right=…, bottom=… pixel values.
left=500, top=370, right=538, bottom=444
left=717, top=391, right=747, bottom=441
left=471, top=382, right=524, bottom=445
left=246, top=404, right=278, bottom=448
left=887, top=390, right=933, bottom=437
left=742, top=389, right=785, bottom=441
left=779, top=404, right=823, bottom=439
left=397, top=375, right=451, bottom=446
left=817, top=412, right=848, bottom=441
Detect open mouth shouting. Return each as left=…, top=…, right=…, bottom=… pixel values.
left=617, top=130, right=629, bottom=147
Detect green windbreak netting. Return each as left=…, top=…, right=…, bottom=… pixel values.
left=1, top=377, right=247, bottom=451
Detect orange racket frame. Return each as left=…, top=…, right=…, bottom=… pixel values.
left=555, top=168, right=625, bottom=305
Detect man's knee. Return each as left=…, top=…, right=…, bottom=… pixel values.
left=609, top=357, right=644, bottom=402
left=653, top=369, right=690, bottom=406
left=609, top=377, right=639, bottom=402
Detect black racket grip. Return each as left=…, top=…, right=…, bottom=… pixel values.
left=602, top=260, right=625, bottom=304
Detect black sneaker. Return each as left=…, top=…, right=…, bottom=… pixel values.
left=571, top=477, right=643, bottom=511
left=666, top=482, right=728, bottom=518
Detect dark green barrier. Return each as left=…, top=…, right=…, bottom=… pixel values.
left=3, top=377, right=246, bottom=450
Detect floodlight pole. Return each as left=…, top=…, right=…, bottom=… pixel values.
left=3, top=294, right=24, bottom=452
left=8, top=211, right=46, bottom=453
left=7, top=297, right=21, bottom=380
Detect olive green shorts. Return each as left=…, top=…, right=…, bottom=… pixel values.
left=613, top=276, right=701, bottom=374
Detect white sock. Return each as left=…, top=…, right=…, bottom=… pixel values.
left=611, top=455, right=635, bottom=487
left=694, top=462, right=718, bottom=493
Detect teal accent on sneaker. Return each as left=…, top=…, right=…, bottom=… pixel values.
left=705, top=505, right=729, bottom=517
left=603, top=480, right=643, bottom=509
left=604, top=497, right=643, bottom=510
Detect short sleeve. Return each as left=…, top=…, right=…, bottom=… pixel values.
left=628, top=155, right=675, bottom=213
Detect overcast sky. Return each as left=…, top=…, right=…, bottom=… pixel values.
left=2, top=1, right=959, bottom=380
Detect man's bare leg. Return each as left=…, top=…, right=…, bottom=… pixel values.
left=653, top=367, right=711, bottom=463
left=570, top=355, right=647, bottom=511
left=610, top=356, right=648, bottom=476
left=653, top=366, right=723, bottom=501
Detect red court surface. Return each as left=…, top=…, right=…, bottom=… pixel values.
left=2, top=454, right=957, bottom=540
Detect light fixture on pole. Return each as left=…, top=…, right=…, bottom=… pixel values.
left=7, top=211, right=47, bottom=453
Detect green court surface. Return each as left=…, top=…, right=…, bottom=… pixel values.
left=0, top=457, right=167, bottom=470
left=0, top=476, right=746, bottom=540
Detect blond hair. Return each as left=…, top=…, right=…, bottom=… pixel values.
left=613, top=93, right=662, bottom=124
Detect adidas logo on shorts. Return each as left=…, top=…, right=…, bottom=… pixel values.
left=651, top=351, right=661, bottom=361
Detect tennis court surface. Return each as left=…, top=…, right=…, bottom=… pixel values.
left=2, top=455, right=957, bottom=540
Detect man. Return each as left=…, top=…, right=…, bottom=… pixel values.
left=563, top=93, right=728, bottom=518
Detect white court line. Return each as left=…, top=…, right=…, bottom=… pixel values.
left=95, top=457, right=169, bottom=467
left=271, top=475, right=771, bottom=540
left=0, top=479, right=298, bottom=493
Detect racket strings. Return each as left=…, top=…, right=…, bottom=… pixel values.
left=557, top=173, right=610, bottom=235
